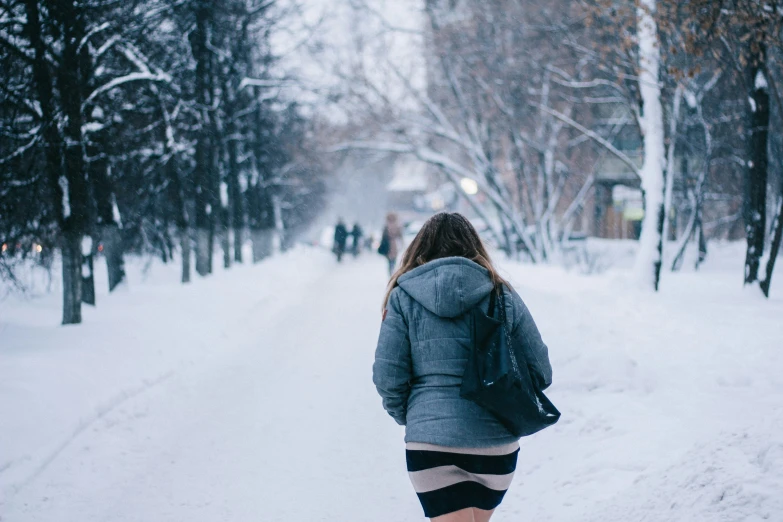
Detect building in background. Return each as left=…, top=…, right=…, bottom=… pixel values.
left=385, top=156, right=459, bottom=225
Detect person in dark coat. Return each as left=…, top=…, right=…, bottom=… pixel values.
left=350, top=223, right=363, bottom=257
left=333, top=219, right=348, bottom=262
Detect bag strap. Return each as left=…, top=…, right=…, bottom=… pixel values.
left=498, top=285, right=523, bottom=378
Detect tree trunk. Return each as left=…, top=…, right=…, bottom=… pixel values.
left=160, top=104, right=191, bottom=284
left=58, top=0, right=90, bottom=321
left=90, top=153, right=125, bottom=291
left=672, top=159, right=700, bottom=272
left=249, top=187, right=276, bottom=262
left=696, top=220, right=707, bottom=270
left=272, top=194, right=285, bottom=253
left=78, top=236, right=96, bottom=307
left=221, top=207, right=231, bottom=269
left=281, top=231, right=295, bottom=253
left=191, top=1, right=213, bottom=277
left=61, top=231, right=82, bottom=325
left=205, top=10, right=221, bottom=275
left=226, top=116, right=244, bottom=263
left=662, top=86, right=683, bottom=261
left=24, top=0, right=62, bottom=219
left=77, top=0, right=125, bottom=294
left=251, top=228, right=275, bottom=263
left=25, top=0, right=71, bottom=320
left=760, top=195, right=782, bottom=297
left=171, top=166, right=191, bottom=283
left=249, top=88, right=281, bottom=262
left=670, top=217, right=695, bottom=272
left=632, top=0, right=666, bottom=291
left=81, top=237, right=96, bottom=306
left=180, top=226, right=191, bottom=284
left=101, top=224, right=125, bottom=290
left=743, top=63, right=769, bottom=284
left=207, top=214, right=215, bottom=274
left=234, top=227, right=244, bottom=261
left=193, top=157, right=210, bottom=275
left=195, top=228, right=210, bottom=275
left=193, top=149, right=210, bottom=277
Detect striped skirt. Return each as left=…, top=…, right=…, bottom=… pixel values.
left=405, top=441, right=519, bottom=518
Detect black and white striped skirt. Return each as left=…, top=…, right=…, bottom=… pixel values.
left=405, top=441, right=519, bottom=518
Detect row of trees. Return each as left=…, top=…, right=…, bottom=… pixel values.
left=0, top=0, right=328, bottom=323
left=658, top=0, right=783, bottom=295
left=334, top=0, right=781, bottom=296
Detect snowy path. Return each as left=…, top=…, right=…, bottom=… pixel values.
left=2, top=248, right=783, bottom=521
left=3, top=255, right=425, bottom=521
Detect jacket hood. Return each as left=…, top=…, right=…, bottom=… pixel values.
left=397, top=257, right=494, bottom=318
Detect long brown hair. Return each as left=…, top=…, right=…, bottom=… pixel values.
left=383, top=212, right=506, bottom=309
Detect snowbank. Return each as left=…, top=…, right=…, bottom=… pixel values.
left=496, top=247, right=783, bottom=521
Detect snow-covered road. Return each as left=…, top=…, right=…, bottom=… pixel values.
left=2, top=247, right=782, bottom=521
left=2, top=254, right=426, bottom=521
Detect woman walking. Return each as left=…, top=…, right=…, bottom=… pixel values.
left=373, top=213, right=553, bottom=522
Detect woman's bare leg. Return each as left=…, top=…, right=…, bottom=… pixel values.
left=432, top=507, right=475, bottom=522
left=472, top=508, right=495, bottom=522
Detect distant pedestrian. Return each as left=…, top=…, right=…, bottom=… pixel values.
left=350, top=223, right=363, bottom=257
left=333, top=219, right=348, bottom=262
left=373, top=212, right=554, bottom=522
left=378, top=213, right=403, bottom=275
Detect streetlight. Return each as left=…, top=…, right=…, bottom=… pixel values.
left=460, top=177, right=479, bottom=195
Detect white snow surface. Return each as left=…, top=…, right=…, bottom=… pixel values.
left=684, top=89, right=697, bottom=109
left=81, top=236, right=93, bottom=256
left=111, top=195, right=122, bottom=227
left=220, top=182, right=229, bottom=208
left=755, top=70, right=768, bottom=90
left=1, top=245, right=782, bottom=521
left=58, top=176, right=71, bottom=219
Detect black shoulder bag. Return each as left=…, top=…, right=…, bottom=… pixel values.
left=460, top=285, right=560, bottom=437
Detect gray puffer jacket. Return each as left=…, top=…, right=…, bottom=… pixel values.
left=373, top=256, right=552, bottom=448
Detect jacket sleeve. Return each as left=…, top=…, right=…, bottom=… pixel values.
left=508, top=288, right=553, bottom=390
left=373, top=289, right=412, bottom=425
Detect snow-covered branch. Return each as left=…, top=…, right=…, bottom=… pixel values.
left=239, top=77, right=295, bottom=90
left=77, top=21, right=110, bottom=53
left=0, top=134, right=40, bottom=165
left=82, top=72, right=172, bottom=109
left=533, top=102, right=641, bottom=177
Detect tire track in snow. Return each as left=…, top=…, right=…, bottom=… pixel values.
left=4, top=371, right=175, bottom=499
